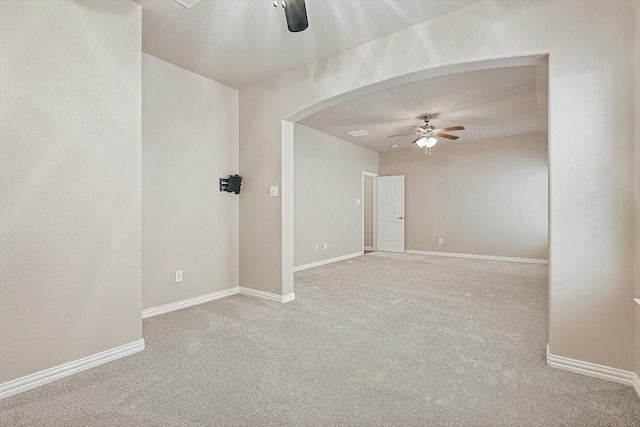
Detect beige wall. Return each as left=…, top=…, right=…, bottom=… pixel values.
left=240, top=0, right=636, bottom=371
left=142, top=54, right=239, bottom=310
left=294, top=125, right=378, bottom=267
left=0, top=0, right=142, bottom=382
left=379, top=133, right=548, bottom=260
left=364, top=176, right=374, bottom=249
left=0, top=0, right=636, bottom=392
left=634, top=0, right=640, bottom=379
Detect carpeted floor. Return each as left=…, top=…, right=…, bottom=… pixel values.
left=1, top=252, right=639, bottom=426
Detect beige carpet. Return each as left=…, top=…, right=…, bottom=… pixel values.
left=1, top=252, right=639, bottom=426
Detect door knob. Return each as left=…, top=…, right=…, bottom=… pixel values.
left=398, top=216, right=403, bottom=220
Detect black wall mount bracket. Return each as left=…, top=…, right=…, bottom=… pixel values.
left=220, top=175, right=242, bottom=194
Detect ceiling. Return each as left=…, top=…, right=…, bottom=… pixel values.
left=131, top=0, right=481, bottom=89
left=132, top=1, right=547, bottom=149
left=299, top=65, right=548, bottom=153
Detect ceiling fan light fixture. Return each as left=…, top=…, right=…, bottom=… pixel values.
left=426, top=137, right=438, bottom=148
left=415, top=137, right=428, bottom=148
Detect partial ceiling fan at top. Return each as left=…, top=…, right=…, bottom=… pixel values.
left=274, top=0, right=309, bottom=32
left=388, top=115, right=465, bottom=155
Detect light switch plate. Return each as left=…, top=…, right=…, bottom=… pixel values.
left=270, top=186, right=279, bottom=197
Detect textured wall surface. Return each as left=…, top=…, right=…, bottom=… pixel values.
left=142, top=54, right=239, bottom=310
left=0, top=0, right=142, bottom=382
left=294, top=125, right=378, bottom=267
left=379, top=133, right=548, bottom=260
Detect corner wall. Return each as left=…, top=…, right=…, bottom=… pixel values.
left=142, top=54, right=239, bottom=310
left=0, top=0, right=142, bottom=382
left=294, top=125, right=378, bottom=267
left=379, top=133, right=548, bottom=260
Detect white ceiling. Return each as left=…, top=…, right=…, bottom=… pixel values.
left=299, top=65, right=548, bottom=153
left=133, top=1, right=547, bottom=149
left=131, top=0, right=481, bottom=89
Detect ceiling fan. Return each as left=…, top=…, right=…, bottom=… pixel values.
left=388, top=115, right=465, bottom=155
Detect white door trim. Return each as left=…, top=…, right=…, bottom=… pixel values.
left=362, top=171, right=378, bottom=253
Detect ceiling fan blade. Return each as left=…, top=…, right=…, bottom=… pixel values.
left=435, top=133, right=459, bottom=140
left=434, top=126, right=465, bottom=132
left=388, top=132, right=419, bottom=138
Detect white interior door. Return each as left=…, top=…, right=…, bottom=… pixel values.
left=376, top=175, right=404, bottom=253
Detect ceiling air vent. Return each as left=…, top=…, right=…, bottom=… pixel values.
left=174, top=0, right=201, bottom=9
left=345, top=129, right=371, bottom=137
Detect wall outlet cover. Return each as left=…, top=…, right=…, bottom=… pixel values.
left=176, top=270, right=183, bottom=282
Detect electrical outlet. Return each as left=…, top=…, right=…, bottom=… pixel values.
left=324, top=243, right=327, bottom=250
left=315, top=245, right=319, bottom=252
left=356, top=198, right=361, bottom=205
left=176, top=270, right=183, bottom=282
left=438, top=238, right=443, bottom=244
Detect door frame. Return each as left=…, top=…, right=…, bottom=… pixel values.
left=362, top=171, right=378, bottom=253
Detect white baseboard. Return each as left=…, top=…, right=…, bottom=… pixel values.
left=364, top=246, right=374, bottom=251
left=294, top=251, right=363, bottom=272
left=546, top=344, right=640, bottom=400
left=633, top=373, right=640, bottom=399
left=0, top=339, right=145, bottom=400
left=281, top=292, right=296, bottom=303
left=142, top=287, right=239, bottom=319
left=239, top=287, right=295, bottom=303
left=405, top=249, right=548, bottom=265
